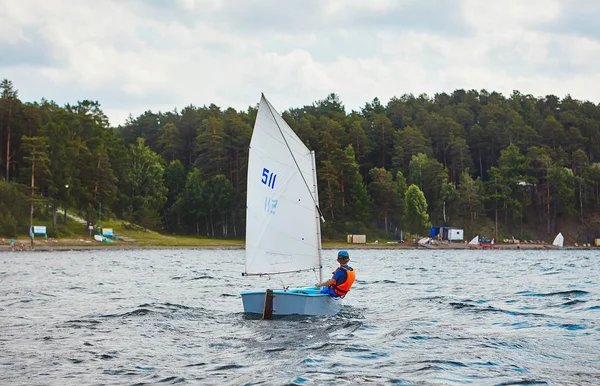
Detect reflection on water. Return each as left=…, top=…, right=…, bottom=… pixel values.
left=1, top=248, right=599, bottom=384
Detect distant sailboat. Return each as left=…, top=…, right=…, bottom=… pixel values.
left=468, top=235, right=479, bottom=245
left=552, top=232, right=564, bottom=248
left=418, top=237, right=431, bottom=246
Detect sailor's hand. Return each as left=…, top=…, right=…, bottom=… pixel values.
left=315, top=283, right=320, bottom=287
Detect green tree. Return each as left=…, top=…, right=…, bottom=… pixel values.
left=1, top=79, right=19, bottom=182
left=421, top=112, right=463, bottom=166
left=394, top=170, right=407, bottom=228
left=195, top=116, right=228, bottom=179
left=316, top=117, right=346, bottom=225
left=21, top=135, right=50, bottom=246
left=341, top=145, right=371, bottom=229
left=205, top=174, right=233, bottom=237
left=346, top=113, right=370, bottom=168
left=439, top=181, right=457, bottom=225
left=456, top=170, right=483, bottom=232
left=362, top=98, right=393, bottom=168
left=584, top=163, right=600, bottom=211
left=485, top=166, right=509, bottom=239
left=403, top=184, right=431, bottom=237
left=496, top=144, right=534, bottom=233
left=0, top=180, right=29, bottom=236
left=446, top=137, right=473, bottom=183
left=44, top=120, right=73, bottom=228
left=124, top=138, right=167, bottom=228
left=408, top=153, right=448, bottom=223
left=157, top=122, right=182, bottom=163
left=178, top=106, right=200, bottom=166
left=163, top=160, right=187, bottom=232
left=368, top=167, right=399, bottom=232
left=181, top=168, right=207, bottom=235
left=92, top=142, right=118, bottom=212
left=392, top=126, right=432, bottom=174
left=467, top=123, right=486, bottom=178
left=319, top=159, right=340, bottom=222
left=528, top=146, right=553, bottom=234
left=548, top=166, right=575, bottom=228
left=223, top=110, right=252, bottom=236
left=540, top=115, right=567, bottom=151
left=345, top=169, right=372, bottom=232
left=572, top=149, right=589, bottom=223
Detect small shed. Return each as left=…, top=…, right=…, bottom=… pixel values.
left=347, top=234, right=366, bottom=244
left=448, top=228, right=464, bottom=241
left=430, top=226, right=464, bottom=241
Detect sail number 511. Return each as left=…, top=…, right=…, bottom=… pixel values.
left=261, top=168, right=277, bottom=189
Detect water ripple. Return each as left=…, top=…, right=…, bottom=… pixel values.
left=0, top=249, right=598, bottom=384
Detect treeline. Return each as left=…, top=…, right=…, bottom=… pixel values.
left=2, top=78, right=600, bottom=241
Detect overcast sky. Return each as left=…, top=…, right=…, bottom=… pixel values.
left=2, top=0, right=599, bottom=126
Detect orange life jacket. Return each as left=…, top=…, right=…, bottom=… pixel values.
left=329, top=266, right=356, bottom=297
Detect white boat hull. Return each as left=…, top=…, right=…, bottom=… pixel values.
left=241, top=287, right=343, bottom=316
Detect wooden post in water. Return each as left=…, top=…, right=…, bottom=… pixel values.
left=262, top=289, right=274, bottom=320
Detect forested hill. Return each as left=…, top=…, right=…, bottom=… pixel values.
left=1, top=78, right=600, bottom=242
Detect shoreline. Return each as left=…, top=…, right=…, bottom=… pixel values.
left=0, top=238, right=595, bottom=252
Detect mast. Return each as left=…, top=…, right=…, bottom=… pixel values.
left=311, top=150, right=323, bottom=284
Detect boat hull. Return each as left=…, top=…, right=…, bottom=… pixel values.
left=241, top=287, right=343, bottom=316
left=481, top=244, right=499, bottom=249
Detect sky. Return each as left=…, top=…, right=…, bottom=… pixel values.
left=1, top=0, right=599, bottom=126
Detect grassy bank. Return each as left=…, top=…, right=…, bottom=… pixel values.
left=3, top=215, right=596, bottom=251
left=3, top=216, right=244, bottom=249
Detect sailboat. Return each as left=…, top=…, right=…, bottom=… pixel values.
left=240, top=94, right=343, bottom=317
left=552, top=232, right=564, bottom=248
left=467, top=235, right=479, bottom=249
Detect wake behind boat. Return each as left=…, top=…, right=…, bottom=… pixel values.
left=240, top=94, right=342, bottom=317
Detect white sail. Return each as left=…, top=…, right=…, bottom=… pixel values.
left=245, top=95, right=321, bottom=275
left=468, top=235, right=479, bottom=245
left=552, top=232, right=564, bottom=248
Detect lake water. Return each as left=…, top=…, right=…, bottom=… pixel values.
left=1, top=248, right=599, bottom=385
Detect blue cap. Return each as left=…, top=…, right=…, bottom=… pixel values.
left=337, top=250, right=349, bottom=258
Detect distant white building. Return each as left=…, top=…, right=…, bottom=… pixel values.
left=430, top=226, right=464, bottom=241
left=448, top=228, right=464, bottom=241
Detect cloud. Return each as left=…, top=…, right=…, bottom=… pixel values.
left=544, top=0, right=600, bottom=39
left=0, top=0, right=598, bottom=127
